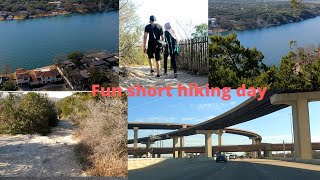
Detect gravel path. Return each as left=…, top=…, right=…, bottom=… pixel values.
left=120, top=66, right=208, bottom=88
left=0, top=120, right=84, bottom=177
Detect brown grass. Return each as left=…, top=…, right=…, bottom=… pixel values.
left=75, top=97, right=128, bottom=177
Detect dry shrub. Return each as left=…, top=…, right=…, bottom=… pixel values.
left=77, top=97, right=128, bottom=177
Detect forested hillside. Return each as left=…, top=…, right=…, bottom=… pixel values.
left=0, top=0, right=118, bottom=19
left=209, top=0, right=320, bottom=32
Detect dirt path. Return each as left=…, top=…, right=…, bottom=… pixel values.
left=120, top=66, right=208, bottom=88
left=0, top=120, right=84, bottom=177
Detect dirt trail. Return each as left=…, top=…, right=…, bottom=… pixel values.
left=120, top=66, right=208, bottom=88
left=0, top=120, right=84, bottom=177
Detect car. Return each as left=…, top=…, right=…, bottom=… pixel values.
left=229, top=154, right=237, bottom=160
left=216, top=154, right=228, bottom=162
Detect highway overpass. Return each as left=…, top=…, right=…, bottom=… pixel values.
left=129, top=91, right=320, bottom=160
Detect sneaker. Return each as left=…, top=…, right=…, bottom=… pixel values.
left=174, top=73, right=177, bottom=78
left=164, top=72, right=168, bottom=76
left=150, top=70, right=154, bottom=74
left=156, top=74, right=160, bottom=78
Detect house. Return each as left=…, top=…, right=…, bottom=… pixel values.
left=87, top=60, right=108, bottom=68
left=90, top=51, right=114, bottom=61
left=49, top=1, right=62, bottom=8
left=15, top=68, right=30, bottom=85
left=61, top=61, right=76, bottom=70
left=105, top=56, right=119, bottom=67
left=209, top=18, right=218, bottom=28
left=15, top=67, right=62, bottom=87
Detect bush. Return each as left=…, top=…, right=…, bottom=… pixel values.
left=57, top=93, right=127, bottom=177
left=78, top=97, right=127, bottom=177
left=0, top=93, right=58, bottom=135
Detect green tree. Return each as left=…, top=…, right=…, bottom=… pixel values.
left=209, top=34, right=268, bottom=88
left=119, top=0, right=145, bottom=65
left=2, top=80, right=18, bottom=91
left=67, top=51, right=85, bottom=66
left=191, top=23, right=208, bottom=38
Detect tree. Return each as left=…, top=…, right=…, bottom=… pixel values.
left=209, top=33, right=268, bottom=88
left=2, top=79, right=18, bottom=91
left=191, top=23, right=208, bottom=38
left=67, top=51, right=85, bottom=66
left=119, top=0, right=145, bottom=65
left=0, top=93, right=57, bottom=135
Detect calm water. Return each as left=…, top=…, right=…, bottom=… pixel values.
left=0, top=11, right=118, bottom=71
left=223, top=16, right=320, bottom=66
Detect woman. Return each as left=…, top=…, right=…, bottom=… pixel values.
left=164, top=22, right=179, bottom=78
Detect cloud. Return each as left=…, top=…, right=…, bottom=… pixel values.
left=131, top=116, right=177, bottom=123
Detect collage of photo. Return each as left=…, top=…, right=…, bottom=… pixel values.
left=1, top=0, right=320, bottom=179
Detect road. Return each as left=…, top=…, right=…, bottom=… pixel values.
left=129, top=159, right=320, bottom=180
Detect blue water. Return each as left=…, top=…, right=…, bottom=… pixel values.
left=222, top=16, right=320, bottom=66
left=0, top=11, right=118, bottom=71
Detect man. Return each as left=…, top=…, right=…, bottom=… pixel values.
left=143, top=15, right=165, bottom=77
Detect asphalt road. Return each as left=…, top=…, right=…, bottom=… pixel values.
left=129, top=159, right=320, bottom=180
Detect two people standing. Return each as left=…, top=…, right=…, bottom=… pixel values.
left=143, top=15, right=179, bottom=78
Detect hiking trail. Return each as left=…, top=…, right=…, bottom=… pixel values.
left=120, top=66, right=208, bottom=88
left=0, top=120, right=84, bottom=177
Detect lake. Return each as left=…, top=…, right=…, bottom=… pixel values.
left=0, top=11, right=118, bottom=71
left=222, top=16, right=320, bottom=66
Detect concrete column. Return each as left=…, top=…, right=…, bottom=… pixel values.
left=205, top=133, right=212, bottom=158
left=157, top=153, right=161, bottom=158
left=152, top=152, right=156, bottom=158
left=250, top=138, right=257, bottom=158
left=133, top=127, right=139, bottom=158
left=197, top=130, right=217, bottom=158
left=271, top=92, right=318, bottom=160
left=264, top=150, right=271, bottom=158
left=146, top=139, right=151, bottom=158
left=256, top=139, right=262, bottom=158
left=291, top=98, right=312, bottom=159
left=179, top=136, right=185, bottom=158
left=173, top=137, right=179, bottom=158
left=218, top=129, right=223, bottom=146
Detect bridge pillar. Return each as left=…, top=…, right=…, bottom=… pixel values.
left=271, top=92, right=320, bottom=160
left=173, top=137, right=179, bottom=158
left=197, top=130, right=217, bottom=158
left=133, top=127, right=139, bottom=158
left=179, top=136, right=185, bottom=158
left=152, top=152, right=156, bottom=158
left=218, top=129, right=223, bottom=146
left=256, top=139, right=262, bottom=158
left=250, top=137, right=257, bottom=158
left=264, top=150, right=271, bottom=158
left=146, top=140, right=151, bottom=158
left=157, top=153, right=161, bottom=158
left=205, top=133, right=212, bottom=158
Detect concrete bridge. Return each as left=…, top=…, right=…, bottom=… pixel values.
left=128, top=91, right=320, bottom=160
left=128, top=143, right=320, bottom=158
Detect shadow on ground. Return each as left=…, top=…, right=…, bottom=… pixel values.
left=129, top=158, right=320, bottom=180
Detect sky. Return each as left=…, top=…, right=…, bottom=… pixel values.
left=133, top=0, right=208, bottom=39
left=128, top=90, right=320, bottom=154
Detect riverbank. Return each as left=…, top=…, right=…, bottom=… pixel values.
left=0, top=9, right=117, bottom=21
left=209, top=1, right=320, bottom=34
left=210, top=15, right=320, bottom=34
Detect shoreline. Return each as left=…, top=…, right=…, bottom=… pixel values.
left=211, top=15, right=320, bottom=34
left=0, top=8, right=118, bottom=22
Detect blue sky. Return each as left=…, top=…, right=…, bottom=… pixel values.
left=128, top=90, right=320, bottom=150
left=133, top=0, right=208, bottom=39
